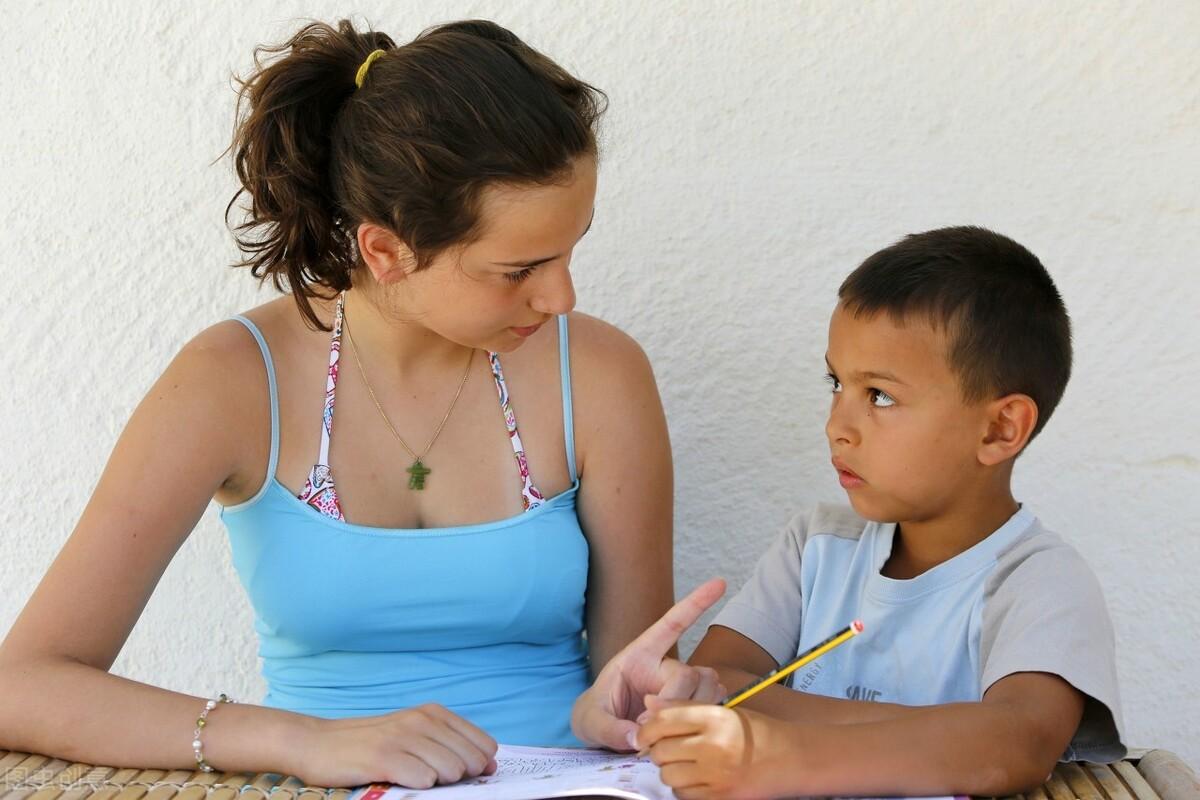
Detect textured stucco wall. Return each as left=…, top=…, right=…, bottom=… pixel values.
left=2, top=0, right=1197, bottom=767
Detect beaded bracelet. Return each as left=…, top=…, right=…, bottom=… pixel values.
left=193, top=693, right=235, bottom=773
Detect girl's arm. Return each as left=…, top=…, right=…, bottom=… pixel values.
left=570, top=314, right=676, bottom=675
left=0, top=323, right=299, bottom=772
left=0, top=323, right=497, bottom=788
left=570, top=314, right=726, bottom=750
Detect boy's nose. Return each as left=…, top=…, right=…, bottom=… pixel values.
left=825, top=399, right=859, bottom=446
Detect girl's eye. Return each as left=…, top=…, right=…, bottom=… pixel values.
left=869, top=388, right=895, bottom=408
left=825, top=373, right=842, bottom=393
left=504, top=267, right=536, bottom=285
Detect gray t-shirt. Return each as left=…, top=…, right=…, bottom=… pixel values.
left=712, top=504, right=1125, bottom=762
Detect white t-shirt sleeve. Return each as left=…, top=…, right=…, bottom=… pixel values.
left=709, top=509, right=809, bottom=666
left=980, top=535, right=1126, bottom=762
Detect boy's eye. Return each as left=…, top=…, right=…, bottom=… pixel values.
left=825, top=373, right=842, bottom=393
left=504, top=267, right=536, bottom=285
left=869, top=388, right=895, bottom=408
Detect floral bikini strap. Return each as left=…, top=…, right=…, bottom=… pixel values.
left=296, top=293, right=346, bottom=520
left=489, top=352, right=545, bottom=510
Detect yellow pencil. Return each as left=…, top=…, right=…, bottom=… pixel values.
left=720, top=620, right=865, bottom=708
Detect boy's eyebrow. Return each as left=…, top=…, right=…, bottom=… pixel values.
left=493, top=210, right=595, bottom=268
left=824, top=356, right=909, bottom=386
left=856, top=369, right=909, bottom=386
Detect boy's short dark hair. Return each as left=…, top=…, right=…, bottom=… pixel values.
left=838, top=226, right=1072, bottom=442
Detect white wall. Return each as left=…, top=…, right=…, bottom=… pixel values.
left=2, top=0, right=1197, bottom=768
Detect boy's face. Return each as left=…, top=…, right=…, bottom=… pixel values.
left=824, top=303, right=991, bottom=523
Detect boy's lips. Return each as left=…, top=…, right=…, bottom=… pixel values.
left=832, top=457, right=866, bottom=489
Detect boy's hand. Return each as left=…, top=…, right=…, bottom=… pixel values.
left=571, top=578, right=727, bottom=751
left=637, top=697, right=800, bottom=800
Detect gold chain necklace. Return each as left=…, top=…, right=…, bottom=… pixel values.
left=342, top=308, right=474, bottom=490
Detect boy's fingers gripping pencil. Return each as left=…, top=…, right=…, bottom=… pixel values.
left=632, top=621, right=864, bottom=756
left=719, top=620, right=865, bottom=708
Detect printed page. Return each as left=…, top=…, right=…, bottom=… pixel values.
left=348, top=744, right=673, bottom=800
left=346, top=744, right=967, bottom=800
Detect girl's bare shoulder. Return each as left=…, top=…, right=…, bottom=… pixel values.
left=562, top=311, right=656, bottom=400
left=184, top=294, right=331, bottom=376
left=500, top=311, right=653, bottom=394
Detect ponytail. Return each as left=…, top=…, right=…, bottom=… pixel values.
left=226, top=20, right=393, bottom=329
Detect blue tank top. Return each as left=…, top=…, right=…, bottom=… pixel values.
left=219, top=315, right=590, bottom=746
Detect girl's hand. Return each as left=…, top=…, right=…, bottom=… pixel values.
left=290, top=704, right=498, bottom=788
left=571, top=578, right=727, bottom=751
left=637, top=697, right=801, bottom=800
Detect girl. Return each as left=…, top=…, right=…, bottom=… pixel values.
left=0, top=18, right=720, bottom=789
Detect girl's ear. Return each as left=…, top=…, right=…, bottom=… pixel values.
left=357, top=222, right=417, bottom=285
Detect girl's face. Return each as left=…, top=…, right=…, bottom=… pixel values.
left=379, top=155, right=597, bottom=352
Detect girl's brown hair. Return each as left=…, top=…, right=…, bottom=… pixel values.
left=226, top=19, right=606, bottom=329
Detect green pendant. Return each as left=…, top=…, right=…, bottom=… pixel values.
left=407, top=459, right=431, bottom=490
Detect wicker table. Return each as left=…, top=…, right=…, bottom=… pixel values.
left=2, top=748, right=1196, bottom=800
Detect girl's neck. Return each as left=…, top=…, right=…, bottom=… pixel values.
left=339, top=287, right=476, bottom=382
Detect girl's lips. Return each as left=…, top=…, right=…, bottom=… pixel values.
left=511, top=322, right=545, bottom=338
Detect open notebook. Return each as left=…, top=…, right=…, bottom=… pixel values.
left=347, top=744, right=965, bottom=800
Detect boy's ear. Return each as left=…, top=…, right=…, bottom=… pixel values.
left=979, top=393, right=1039, bottom=466
left=356, top=222, right=417, bottom=285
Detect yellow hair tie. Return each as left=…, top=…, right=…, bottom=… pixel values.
left=354, top=49, right=386, bottom=89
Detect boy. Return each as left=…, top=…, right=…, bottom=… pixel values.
left=638, top=227, right=1124, bottom=800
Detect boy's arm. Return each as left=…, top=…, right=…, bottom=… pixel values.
left=690, top=625, right=921, bottom=724
left=692, top=624, right=1090, bottom=743
left=779, top=672, right=1085, bottom=796
left=641, top=671, right=1085, bottom=798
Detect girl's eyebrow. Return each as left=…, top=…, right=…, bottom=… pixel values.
left=492, top=210, right=595, bottom=268
left=495, top=255, right=557, bottom=268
